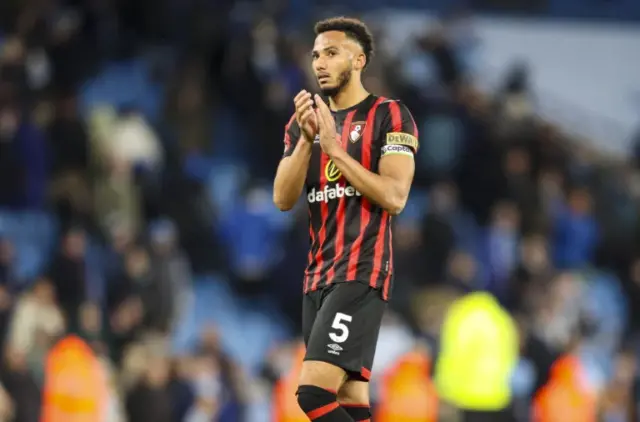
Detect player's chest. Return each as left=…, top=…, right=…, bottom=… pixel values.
left=307, top=112, right=380, bottom=186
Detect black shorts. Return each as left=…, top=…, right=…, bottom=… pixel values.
left=302, top=282, right=387, bottom=382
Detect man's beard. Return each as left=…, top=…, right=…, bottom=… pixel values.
left=319, top=68, right=352, bottom=98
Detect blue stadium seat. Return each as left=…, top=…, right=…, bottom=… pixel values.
left=80, top=58, right=163, bottom=122
left=0, top=210, right=57, bottom=284
left=261, top=184, right=296, bottom=232
left=210, top=106, right=252, bottom=161
left=0, top=210, right=18, bottom=238
left=15, top=244, right=40, bottom=282
left=583, top=272, right=627, bottom=352
left=182, top=153, right=215, bottom=183
left=179, top=275, right=290, bottom=375
left=172, top=275, right=238, bottom=353
left=396, top=189, right=429, bottom=224
left=207, top=163, right=249, bottom=219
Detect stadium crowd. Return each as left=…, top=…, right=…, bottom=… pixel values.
left=0, top=0, right=639, bottom=421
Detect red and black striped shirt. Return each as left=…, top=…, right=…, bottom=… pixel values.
left=282, top=95, right=418, bottom=301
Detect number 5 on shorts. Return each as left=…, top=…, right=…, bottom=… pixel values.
left=329, top=312, right=353, bottom=343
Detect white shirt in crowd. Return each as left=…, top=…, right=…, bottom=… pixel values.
left=110, top=114, right=163, bottom=169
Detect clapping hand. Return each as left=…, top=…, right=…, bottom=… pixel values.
left=314, top=94, right=339, bottom=156
left=294, top=90, right=318, bottom=143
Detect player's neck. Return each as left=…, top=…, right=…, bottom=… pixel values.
left=329, top=82, right=369, bottom=112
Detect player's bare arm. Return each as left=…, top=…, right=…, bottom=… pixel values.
left=272, top=90, right=318, bottom=211
left=273, top=140, right=312, bottom=211
left=314, top=94, right=414, bottom=215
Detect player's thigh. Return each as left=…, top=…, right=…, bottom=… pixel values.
left=337, top=379, right=370, bottom=405
left=299, top=360, right=348, bottom=392
left=304, top=282, right=386, bottom=382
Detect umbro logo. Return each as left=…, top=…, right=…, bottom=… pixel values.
left=327, top=343, right=343, bottom=355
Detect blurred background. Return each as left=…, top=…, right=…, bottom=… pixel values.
left=0, top=0, right=639, bottom=421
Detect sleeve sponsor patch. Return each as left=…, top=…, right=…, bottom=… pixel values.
left=386, top=132, right=419, bottom=151
left=381, top=144, right=414, bottom=157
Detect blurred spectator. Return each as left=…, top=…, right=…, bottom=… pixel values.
left=2, top=347, right=39, bottom=422
left=0, top=383, right=13, bottom=422
left=531, top=322, right=600, bottom=422
left=47, top=8, right=93, bottom=89
left=169, top=356, right=197, bottom=422
left=47, top=90, right=91, bottom=228
left=108, top=298, right=143, bottom=367
left=110, top=106, right=164, bottom=221
left=92, top=106, right=143, bottom=237
left=435, top=290, right=519, bottom=422
left=552, top=186, right=599, bottom=269
left=149, top=219, right=192, bottom=334
left=0, top=100, right=48, bottom=209
left=495, top=63, right=535, bottom=127
left=99, top=351, right=126, bottom=422
left=197, top=327, right=248, bottom=418
left=500, top=146, right=539, bottom=231
left=79, top=301, right=103, bottom=343
left=115, top=246, right=156, bottom=334
left=600, top=349, right=636, bottom=422
left=418, top=24, right=461, bottom=92
left=184, top=354, right=222, bottom=422
left=7, top=277, right=64, bottom=361
left=0, top=105, right=22, bottom=207
left=103, top=220, right=136, bottom=287
left=512, top=233, right=554, bottom=310
left=371, top=312, right=417, bottom=384
left=421, top=184, right=457, bottom=284
left=48, top=227, right=88, bottom=332
left=538, top=168, right=565, bottom=221
left=447, top=250, right=482, bottom=293
left=0, top=38, right=27, bottom=99
left=0, top=237, right=17, bottom=290
left=391, top=216, right=428, bottom=320
left=479, top=201, right=521, bottom=303
left=126, top=355, right=173, bottom=422
left=534, top=273, right=583, bottom=353
left=164, top=59, right=211, bottom=152
left=375, top=342, right=438, bottom=421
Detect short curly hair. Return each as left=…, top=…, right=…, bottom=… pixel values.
left=314, top=17, right=374, bottom=68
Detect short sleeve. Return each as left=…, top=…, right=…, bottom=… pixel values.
left=283, top=114, right=301, bottom=158
left=379, top=100, right=419, bottom=158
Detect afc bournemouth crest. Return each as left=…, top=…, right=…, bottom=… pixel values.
left=349, top=121, right=365, bottom=143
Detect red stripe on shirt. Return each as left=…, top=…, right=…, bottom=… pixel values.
left=311, top=151, right=330, bottom=291
left=411, top=113, right=419, bottom=137
left=346, top=97, right=385, bottom=281
left=388, top=101, right=403, bottom=131
left=326, top=110, right=356, bottom=286
left=369, top=211, right=389, bottom=288
left=283, top=114, right=296, bottom=150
